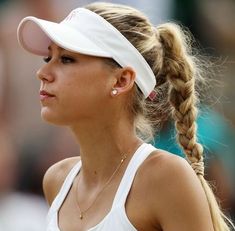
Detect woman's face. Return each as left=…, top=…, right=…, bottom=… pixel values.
left=37, top=43, right=117, bottom=126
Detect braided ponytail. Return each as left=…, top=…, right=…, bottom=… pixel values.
left=157, top=22, right=234, bottom=231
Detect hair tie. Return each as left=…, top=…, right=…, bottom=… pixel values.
left=190, top=158, right=204, bottom=176
left=148, top=89, right=157, bottom=101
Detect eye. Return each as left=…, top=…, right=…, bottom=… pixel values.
left=43, top=56, right=51, bottom=63
left=60, top=55, right=75, bottom=64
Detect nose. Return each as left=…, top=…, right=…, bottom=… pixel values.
left=37, top=65, right=55, bottom=82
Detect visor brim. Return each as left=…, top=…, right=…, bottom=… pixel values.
left=17, top=16, right=111, bottom=57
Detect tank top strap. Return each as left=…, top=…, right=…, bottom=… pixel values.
left=111, top=143, right=157, bottom=208
left=48, top=160, right=82, bottom=214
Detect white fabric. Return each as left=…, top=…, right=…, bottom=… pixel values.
left=17, top=8, right=156, bottom=98
left=46, top=143, right=157, bottom=231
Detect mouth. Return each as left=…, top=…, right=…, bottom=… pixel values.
left=39, top=90, right=55, bottom=101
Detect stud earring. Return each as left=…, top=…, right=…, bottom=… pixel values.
left=111, top=88, right=118, bottom=96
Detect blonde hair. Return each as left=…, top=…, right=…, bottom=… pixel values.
left=86, top=2, right=234, bottom=230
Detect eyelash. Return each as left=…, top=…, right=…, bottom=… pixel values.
left=43, top=56, right=51, bottom=63
left=43, top=55, right=75, bottom=64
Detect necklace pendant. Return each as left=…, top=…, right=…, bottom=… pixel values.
left=79, top=213, right=83, bottom=220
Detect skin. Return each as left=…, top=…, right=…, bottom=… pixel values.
left=40, top=43, right=214, bottom=231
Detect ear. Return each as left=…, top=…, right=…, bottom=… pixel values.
left=111, top=67, right=136, bottom=97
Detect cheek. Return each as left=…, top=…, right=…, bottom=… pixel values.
left=40, top=87, right=98, bottom=125
left=41, top=68, right=112, bottom=125
left=64, top=73, right=108, bottom=105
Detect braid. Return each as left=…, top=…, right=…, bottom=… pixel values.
left=157, top=22, right=233, bottom=231
left=157, top=23, right=204, bottom=172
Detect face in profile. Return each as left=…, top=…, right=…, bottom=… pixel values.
left=37, top=43, right=118, bottom=126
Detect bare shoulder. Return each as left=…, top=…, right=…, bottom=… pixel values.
left=137, top=149, right=213, bottom=230
left=42, top=156, right=80, bottom=205
left=138, top=149, right=202, bottom=195
left=139, top=149, right=196, bottom=185
left=140, top=149, right=204, bottom=200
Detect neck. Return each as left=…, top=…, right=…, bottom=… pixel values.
left=70, top=118, right=142, bottom=185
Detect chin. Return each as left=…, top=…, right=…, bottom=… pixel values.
left=41, top=108, right=68, bottom=126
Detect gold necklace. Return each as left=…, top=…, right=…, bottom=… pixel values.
left=74, top=155, right=127, bottom=220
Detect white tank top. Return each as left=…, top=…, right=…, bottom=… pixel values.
left=46, top=143, right=157, bottom=231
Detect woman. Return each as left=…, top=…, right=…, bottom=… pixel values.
left=17, top=2, right=233, bottom=231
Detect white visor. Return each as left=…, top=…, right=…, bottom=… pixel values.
left=17, top=8, right=156, bottom=98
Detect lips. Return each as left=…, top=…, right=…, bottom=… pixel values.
left=40, top=90, right=54, bottom=96
left=39, top=90, right=55, bottom=101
